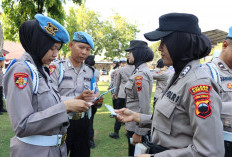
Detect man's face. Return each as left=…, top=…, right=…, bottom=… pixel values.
left=158, top=41, right=173, bottom=66
left=120, top=62, right=127, bottom=67
left=69, top=41, right=91, bottom=64
left=42, top=43, right=61, bottom=65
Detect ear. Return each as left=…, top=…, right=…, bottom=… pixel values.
left=222, top=40, right=229, bottom=49
left=69, top=41, right=73, bottom=49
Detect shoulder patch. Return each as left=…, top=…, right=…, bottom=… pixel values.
left=194, top=93, right=212, bottom=119
left=189, top=85, right=212, bottom=95
left=136, top=81, right=142, bottom=92
left=14, top=73, right=29, bottom=89
left=180, top=65, right=191, bottom=76
left=49, top=65, right=56, bottom=74
left=227, top=83, right=232, bottom=89
left=135, top=76, right=143, bottom=81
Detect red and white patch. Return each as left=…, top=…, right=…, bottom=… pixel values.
left=14, top=73, right=28, bottom=89
left=49, top=65, right=56, bottom=74
left=227, top=83, right=232, bottom=89
left=136, top=81, right=142, bottom=92
left=194, top=97, right=212, bottom=119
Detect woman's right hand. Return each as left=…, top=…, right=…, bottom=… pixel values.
left=64, top=99, right=91, bottom=113
left=115, top=108, right=141, bottom=123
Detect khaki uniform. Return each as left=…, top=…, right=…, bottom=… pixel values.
left=203, top=58, right=232, bottom=132
left=151, top=68, right=173, bottom=99
left=140, top=60, right=224, bottom=156
left=125, top=63, right=153, bottom=136
left=3, top=53, right=69, bottom=157
left=115, top=65, right=134, bottom=99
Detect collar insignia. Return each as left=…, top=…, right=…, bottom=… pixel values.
left=180, top=65, right=191, bottom=77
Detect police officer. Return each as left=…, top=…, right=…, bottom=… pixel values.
left=108, top=58, right=120, bottom=110
left=0, top=55, right=6, bottom=115
left=50, top=32, right=102, bottom=157
left=85, top=55, right=102, bottom=149
left=116, top=13, right=224, bottom=157
left=3, top=14, right=91, bottom=157
left=151, top=59, right=173, bottom=103
left=109, top=57, right=134, bottom=139
left=202, top=26, right=232, bottom=157
left=123, top=40, right=154, bottom=156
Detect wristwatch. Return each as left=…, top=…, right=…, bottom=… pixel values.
left=150, top=154, right=155, bottom=157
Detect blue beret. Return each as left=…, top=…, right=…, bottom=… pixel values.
left=227, top=26, right=232, bottom=39
left=0, top=57, right=5, bottom=61
left=113, top=58, right=119, bottom=63
left=34, top=14, right=70, bottom=44
left=73, top=32, right=94, bottom=49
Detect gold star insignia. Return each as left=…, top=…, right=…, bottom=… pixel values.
left=44, top=22, right=58, bottom=36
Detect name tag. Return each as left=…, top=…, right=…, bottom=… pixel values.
left=84, top=77, right=92, bottom=81
left=63, top=76, right=73, bottom=80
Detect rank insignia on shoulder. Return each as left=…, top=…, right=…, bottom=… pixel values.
left=227, top=83, right=232, bottom=89
left=180, top=65, right=191, bottom=77
left=136, top=81, right=142, bottom=92
left=194, top=94, right=212, bottom=119
left=218, top=62, right=226, bottom=70
left=189, top=85, right=212, bottom=95
left=14, top=73, right=29, bottom=89
left=135, top=76, right=143, bottom=81
left=49, top=65, right=56, bottom=74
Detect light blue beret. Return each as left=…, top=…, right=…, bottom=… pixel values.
left=73, top=31, right=94, bottom=49
left=34, top=14, right=70, bottom=44
left=120, top=57, right=127, bottom=62
left=0, top=57, right=5, bottom=61
left=227, top=26, right=232, bottom=39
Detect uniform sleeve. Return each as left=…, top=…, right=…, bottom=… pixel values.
left=134, top=73, right=152, bottom=136
left=114, top=70, right=121, bottom=96
left=152, top=70, right=169, bottom=81
left=155, top=79, right=224, bottom=157
left=4, top=62, right=68, bottom=137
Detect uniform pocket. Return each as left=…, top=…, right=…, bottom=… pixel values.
left=59, top=78, right=74, bottom=89
left=125, top=79, right=135, bottom=99
left=153, top=98, right=176, bottom=135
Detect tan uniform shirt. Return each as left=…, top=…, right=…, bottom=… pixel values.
left=50, top=58, right=99, bottom=101
left=114, top=65, right=134, bottom=99
left=203, top=57, right=232, bottom=132
left=151, top=68, right=173, bottom=98
left=3, top=53, right=69, bottom=157
left=125, top=63, right=153, bottom=136
left=140, top=60, right=224, bottom=157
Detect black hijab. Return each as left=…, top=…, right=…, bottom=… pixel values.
left=19, top=20, right=57, bottom=77
left=132, top=47, right=154, bottom=69
left=163, top=32, right=211, bottom=74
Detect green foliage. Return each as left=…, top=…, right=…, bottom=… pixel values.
left=64, top=6, right=139, bottom=60
left=149, top=41, right=161, bottom=65
left=1, top=0, right=82, bottom=41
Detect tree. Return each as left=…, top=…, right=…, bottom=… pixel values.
left=1, top=0, right=83, bottom=41
left=65, top=5, right=139, bottom=60
left=149, top=41, right=161, bottom=66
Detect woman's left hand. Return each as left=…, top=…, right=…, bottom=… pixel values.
left=132, top=133, right=142, bottom=146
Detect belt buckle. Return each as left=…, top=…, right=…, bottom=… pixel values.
left=61, top=134, right=67, bottom=145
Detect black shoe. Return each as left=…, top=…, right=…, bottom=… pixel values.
left=109, top=132, right=119, bottom=139
left=90, top=140, right=96, bottom=149
left=1, top=109, right=7, bottom=112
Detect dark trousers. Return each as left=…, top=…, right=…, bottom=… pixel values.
left=127, top=130, right=135, bottom=156
left=66, top=117, right=90, bottom=157
left=89, top=106, right=97, bottom=141
left=0, top=87, right=3, bottom=111
left=114, top=98, right=126, bottom=133
left=225, top=141, right=232, bottom=157
left=113, top=98, right=118, bottom=109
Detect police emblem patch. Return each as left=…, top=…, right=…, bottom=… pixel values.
left=227, top=83, right=232, bottom=89
left=189, top=85, right=212, bottom=95
left=49, top=65, right=56, bottom=74
left=194, top=96, right=212, bottom=119
left=76, top=34, right=84, bottom=40
left=135, top=76, right=143, bottom=81
left=44, top=22, right=58, bottom=36
left=136, top=81, right=142, bottom=92
left=14, top=73, right=29, bottom=89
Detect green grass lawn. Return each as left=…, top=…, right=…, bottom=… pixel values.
left=0, top=81, right=155, bottom=157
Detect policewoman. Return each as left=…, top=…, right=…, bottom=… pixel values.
left=124, top=40, right=154, bottom=156
left=3, top=14, right=90, bottom=157
left=50, top=32, right=101, bottom=157
left=116, top=13, right=224, bottom=157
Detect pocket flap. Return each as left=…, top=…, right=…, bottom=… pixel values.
left=156, top=101, right=175, bottom=118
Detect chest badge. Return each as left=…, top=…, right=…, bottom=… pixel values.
left=227, top=83, right=232, bottom=89
left=14, top=73, right=29, bottom=89
left=49, top=65, right=56, bottom=74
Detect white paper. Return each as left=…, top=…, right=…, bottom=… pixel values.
left=105, top=104, right=117, bottom=116
left=134, top=143, right=148, bottom=156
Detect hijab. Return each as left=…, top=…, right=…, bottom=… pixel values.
left=132, top=47, right=154, bottom=69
